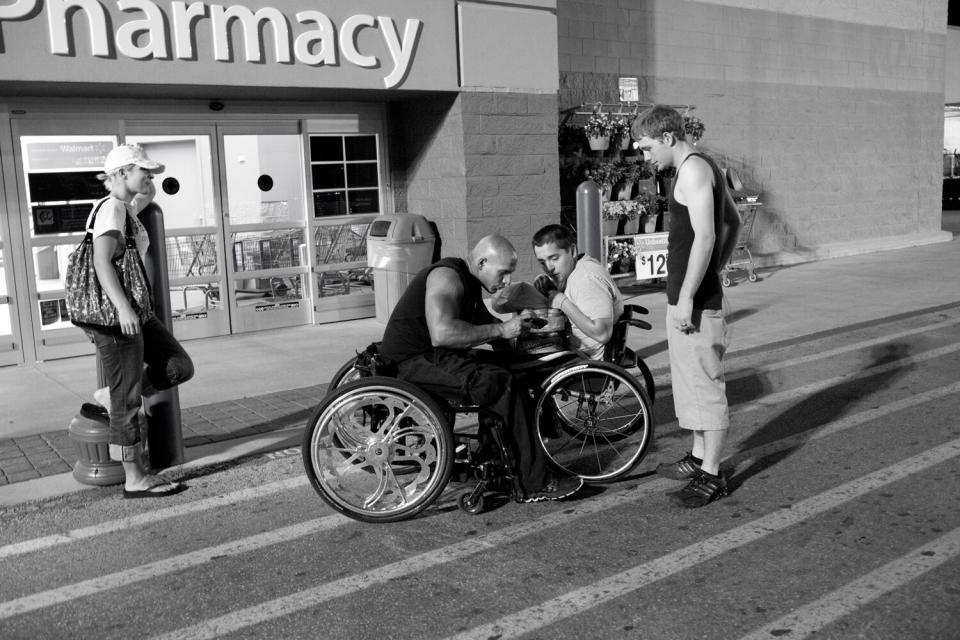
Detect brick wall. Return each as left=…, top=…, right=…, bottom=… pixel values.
left=558, top=0, right=948, bottom=259
left=392, top=91, right=560, bottom=281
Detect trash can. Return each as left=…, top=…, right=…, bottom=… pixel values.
left=367, top=213, right=437, bottom=323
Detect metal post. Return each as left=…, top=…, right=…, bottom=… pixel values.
left=576, top=179, right=602, bottom=260
left=138, top=203, right=184, bottom=467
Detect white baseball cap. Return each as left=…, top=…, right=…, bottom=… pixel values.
left=103, top=144, right=165, bottom=174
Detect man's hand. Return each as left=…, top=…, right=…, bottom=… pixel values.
left=674, top=298, right=695, bottom=334
left=499, top=310, right=539, bottom=340
left=533, top=273, right=557, bottom=297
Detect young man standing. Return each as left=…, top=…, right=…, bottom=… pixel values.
left=631, top=105, right=742, bottom=507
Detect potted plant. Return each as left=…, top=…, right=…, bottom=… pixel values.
left=583, top=113, right=613, bottom=151
left=616, top=160, right=655, bottom=200
left=606, top=239, right=637, bottom=275
left=584, top=160, right=625, bottom=200
left=633, top=188, right=661, bottom=233
left=609, top=116, right=632, bottom=150
left=601, top=198, right=642, bottom=236
left=683, top=115, right=705, bottom=144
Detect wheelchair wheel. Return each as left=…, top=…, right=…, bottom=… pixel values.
left=302, top=377, right=454, bottom=523
left=329, top=358, right=362, bottom=389
left=535, top=361, right=653, bottom=483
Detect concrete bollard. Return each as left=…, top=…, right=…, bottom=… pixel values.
left=68, top=410, right=124, bottom=486
left=576, top=179, right=602, bottom=260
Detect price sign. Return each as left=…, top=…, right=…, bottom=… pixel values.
left=634, top=232, right=668, bottom=281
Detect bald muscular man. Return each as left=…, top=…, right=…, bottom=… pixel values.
left=379, top=235, right=583, bottom=503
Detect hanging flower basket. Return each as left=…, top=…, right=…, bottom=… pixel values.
left=583, top=113, right=614, bottom=152
left=609, top=116, right=632, bottom=150
left=588, top=135, right=610, bottom=151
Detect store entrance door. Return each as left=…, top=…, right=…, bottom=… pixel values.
left=11, top=121, right=120, bottom=361
left=9, top=120, right=314, bottom=362
left=129, top=124, right=311, bottom=336
left=215, top=125, right=311, bottom=333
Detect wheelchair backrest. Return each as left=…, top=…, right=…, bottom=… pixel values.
left=603, top=304, right=652, bottom=367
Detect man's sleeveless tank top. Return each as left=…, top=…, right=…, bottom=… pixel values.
left=379, top=257, right=493, bottom=363
left=666, top=152, right=731, bottom=310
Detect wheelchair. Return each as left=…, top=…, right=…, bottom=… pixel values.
left=301, top=305, right=656, bottom=523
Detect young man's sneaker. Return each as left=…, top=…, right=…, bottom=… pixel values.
left=672, top=470, right=728, bottom=508
left=656, top=452, right=702, bottom=480
left=520, top=475, right=584, bottom=503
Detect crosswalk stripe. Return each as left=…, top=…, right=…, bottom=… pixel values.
left=656, top=315, right=960, bottom=389
left=0, top=515, right=348, bottom=618
left=443, top=438, right=960, bottom=640
left=4, top=326, right=956, bottom=562
left=3, top=380, right=959, bottom=623
left=736, top=526, right=960, bottom=640
left=725, top=316, right=960, bottom=380
left=146, top=439, right=960, bottom=640
left=0, top=477, right=308, bottom=561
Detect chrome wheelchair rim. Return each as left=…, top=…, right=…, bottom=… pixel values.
left=307, top=383, right=450, bottom=518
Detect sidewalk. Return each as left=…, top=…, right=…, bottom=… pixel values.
left=2, top=221, right=958, bottom=507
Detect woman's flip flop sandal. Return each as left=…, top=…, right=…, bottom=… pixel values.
left=122, top=481, right=185, bottom=499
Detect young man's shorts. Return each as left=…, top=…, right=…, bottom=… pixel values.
left=666, top=304, right=730, bottom=431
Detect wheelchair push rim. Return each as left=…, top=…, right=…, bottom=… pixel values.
left=535, top=361, right=653, bottom=483
left=302, top=377, right=454, bottom=523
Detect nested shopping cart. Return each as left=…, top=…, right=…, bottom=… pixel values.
left=721, top=199, right=761, bottom=287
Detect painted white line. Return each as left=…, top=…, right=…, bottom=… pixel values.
left=725, top=316, right=960, bottom=380
left=656, top=317, right=960, bottom=392
left=443, top=438, right=960, bottom=640
left=0, top=514, right=348, bottom=618
left=7, top=382, right=960, bottom=619
left=5, top=320, right=955, bottom=559
left=0, top=476, right=307, bottom=560
left=4, top=379, right=959, bottom=622
left=710, top=341, right=960, bottom=418
left=147, top=438, right=960, bottom=640
left=737, top=526, right=960, bottom=640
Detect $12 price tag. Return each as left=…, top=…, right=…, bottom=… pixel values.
left=633, top=232, right=669, bottom=281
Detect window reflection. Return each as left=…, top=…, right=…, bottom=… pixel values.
left=231, top=229, right=305, bottom=272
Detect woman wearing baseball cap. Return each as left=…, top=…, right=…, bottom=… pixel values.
left=85, top=144, right=194, bottom=498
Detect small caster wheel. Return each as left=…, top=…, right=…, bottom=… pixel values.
left=458, top=491, right=485, bottom=515
left=721, top=275, right=731, bottom=287
left=747, top=272, right=758, bottom=282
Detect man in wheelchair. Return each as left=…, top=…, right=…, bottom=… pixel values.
left=378, top=234, right=584, bottom=504
left=530, top=224, right=624, bottom=360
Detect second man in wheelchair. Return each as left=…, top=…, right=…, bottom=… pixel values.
left=531, top=224, right=624, bottom=360
left=378, top=234, right=584, bottom=503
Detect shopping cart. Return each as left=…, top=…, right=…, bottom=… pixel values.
left=721, top=199, right=761, bottom=287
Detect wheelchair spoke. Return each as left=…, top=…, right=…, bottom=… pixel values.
left=364, top=460, right=406, bottom=509
left=536, top=363, right=652, bottom=482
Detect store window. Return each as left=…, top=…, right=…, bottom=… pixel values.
left=309, top=135, right=380, bottom=216
left=308, top=134, right=380, bottom=307
left=21, top=136, right=116, bottom=339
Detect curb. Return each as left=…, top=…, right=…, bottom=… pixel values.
left=0, top=426, right=303, bottom=509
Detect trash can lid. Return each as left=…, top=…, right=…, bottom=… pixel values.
left=368, top=214, right=436, bottom=242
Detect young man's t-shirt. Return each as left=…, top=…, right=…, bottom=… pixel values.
left=565, top=255, right=624, bottom=359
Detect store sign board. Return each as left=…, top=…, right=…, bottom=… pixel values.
left=0, top=0, right=456, bottom=91
left=26, top=141, right=113, bottom=171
